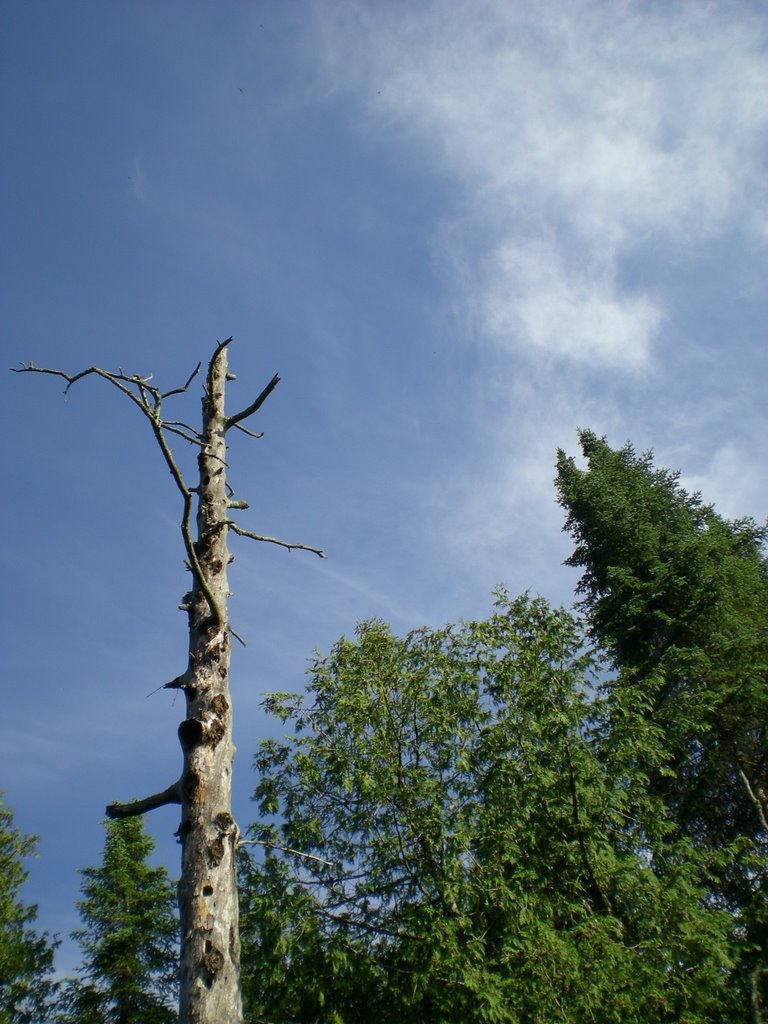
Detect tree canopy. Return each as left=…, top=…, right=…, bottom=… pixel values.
left=6, top=429, right=765, bottom=1022
left=556, top=430, right=768, bottom=1013
left=240, top=592, right=739, bottom=1023
left=0, top=795, right=58, bottom=1024
left=57, top=816, right=178, bottom=1024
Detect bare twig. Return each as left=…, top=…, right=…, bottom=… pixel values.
left=146, top=413, right=223, bottom=625
left=161, top=423, right=205, bottom=447
left=228, top=625, right=247, bottom=647
left=738, top=765, right=768, bottom=835
left=163, top=419, right=203, bottom=437
left=225, top=372, right=280, bottom=431
left=13, top=360, right=223, bottom=624
left=162, top=361, right=202, bottom=399
left=145, top=674, right=187, bottom=698
left=13, top=363, right=150, bottom=406
left=231, top=422, right=264, bottom=439
left=228, top=520, right=326, bottom=558
left=238, top=838, right=334, bottom=867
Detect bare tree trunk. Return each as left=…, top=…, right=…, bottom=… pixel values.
left=13, top=340, right=325, bottom=1024
left=174, top=343, right=241, bottom=1022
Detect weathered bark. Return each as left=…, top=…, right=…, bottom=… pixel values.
left=174, top=342, right=241, bottom=1023
left=13, top=340, right=326, bottom=1024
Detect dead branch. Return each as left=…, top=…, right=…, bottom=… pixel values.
left=738, top=765, right=768, bottom=835
left=162, top=361, right=202, bottom=399
left=238, top=837, right=334, bottom=867
left=229, top=625, right=247, bottom=647
left=106, top=780, right=182, bottom=819
left=227, top=520, right=326, bottom=558
left=13, top=360, right=223, bottom=624
left=161, top=423, right=205, bottom=447
left=231, top=422, right=264, bottom=439
left=13, top=362, right=151, bottom=406
left=225, top=372, right=280, bottom=432
left=145, top=413, right=223, bottom=625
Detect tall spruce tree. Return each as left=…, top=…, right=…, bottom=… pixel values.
left=0, top=794, right=58, bottom=1024
left=556, top=430, right=768, bottom=1020
left=58, top=816, right=178, bottom=1024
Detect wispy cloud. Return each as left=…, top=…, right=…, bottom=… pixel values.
left=316, top=0, right=768, bottom=369
left=129, top=155, right=147, bottom=201
left=481, top=237, right=661, bottom=367
left=310, top=0, right=767, bottom=566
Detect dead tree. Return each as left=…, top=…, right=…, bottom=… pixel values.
left=13, top=339, right=325, bottom=1024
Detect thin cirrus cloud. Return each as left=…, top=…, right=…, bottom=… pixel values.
left=481, top=239, right=662, bottom=368
left=316, top=0, right=768, bottom=371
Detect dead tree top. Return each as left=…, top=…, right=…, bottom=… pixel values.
left=11, top=339, right=326, bottom=565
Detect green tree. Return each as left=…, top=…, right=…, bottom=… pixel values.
left=0, top=794, right=58, bottom=1024
left=241, top=593, right=737, bottom=1023
left=555, top=430, right=768, bottom=1019
left=58, top=816, right=178, bottom=1024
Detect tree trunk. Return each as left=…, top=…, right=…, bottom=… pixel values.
left=14, top=339, right=325, bottom=1024
left=176, top=344, right=242, bottom=1023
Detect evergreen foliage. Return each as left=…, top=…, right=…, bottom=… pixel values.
left=57, top=816, right=178, bottom=1024
left=241, top=592, right=738, bottom=1023
left=0, top=794, right=58, bottom=1024
left=556, top=430, right=768, bottom=1014
left=10, top=431, right=766, bottom=1022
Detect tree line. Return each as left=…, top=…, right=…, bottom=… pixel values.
left=2, top=430, right=766, bottom=1023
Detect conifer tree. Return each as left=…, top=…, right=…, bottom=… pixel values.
left=58, top=816, right=178, bottom=1024
left=0, top=794, right=58, bottom=1024
left=556, top=430, right=768, bottom=1020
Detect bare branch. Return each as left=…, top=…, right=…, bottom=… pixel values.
left=106, top=780, right=182, bottom=819
left=145, top=674, right=187, bottom=697
left=13, top=359, right=223, bottom=624
left=231, top=422, right=264, bottom=439
left=161, top=422, right=205, bottom=447
left=163, top=419, right=202, bottom=437
left=146, top=415, right=223, bottom=625
left=229, top=625, right=247, bottom=647
left=225, top=372, right=280, bottom=432
left=13, top=363, right=148, bottom=407
left=238, top=838, right=334, bottom=867
left=227, top=520, right=326, bottom=558
left=738, top=765, right=768, bottom=835
left=162, top=361, right=202, bottom=399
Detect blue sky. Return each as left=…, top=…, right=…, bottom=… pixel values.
left=2, top=0, right=766, bottom=975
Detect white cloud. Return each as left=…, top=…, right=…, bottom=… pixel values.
left=310, top=0, right=767, bottom=572
left=482, top=237, right=661, bottom=367
left=316, top=0, right=768, bottom=368
left=683, top=442, right=768, bottom=525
